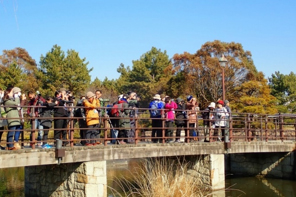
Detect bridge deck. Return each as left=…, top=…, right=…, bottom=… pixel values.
left=0, top=141, right=295, bottom=169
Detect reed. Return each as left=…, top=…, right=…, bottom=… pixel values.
left=109, top=158, right=211, bottom=197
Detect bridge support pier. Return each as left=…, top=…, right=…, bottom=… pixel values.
left=187, top=154, right=225, bottom=191
left=25, top=161, right=107, bottom=197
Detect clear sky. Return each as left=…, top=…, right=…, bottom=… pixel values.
left=1, top=1, right=295, bottom=81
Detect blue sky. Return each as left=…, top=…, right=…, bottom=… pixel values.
left=1, top=1, right=295, bottom=81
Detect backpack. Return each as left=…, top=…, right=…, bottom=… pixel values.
left=106, top=104, right=113, bottom=117
left=150, top=101, right=161, bottom=117
left=110, top=103, right=123, bottom=117
left=74, top=100, right=85, bottom=118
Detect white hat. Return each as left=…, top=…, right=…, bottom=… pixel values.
left=208, top=102, right=216, bottom=108
left=153, top=94, right=161, bottom=100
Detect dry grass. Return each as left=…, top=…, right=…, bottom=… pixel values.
left=109, top=158, right=210, bottom=197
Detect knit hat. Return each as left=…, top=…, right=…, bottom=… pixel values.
left=224, top=100, right=229, bottom=104
left=86, top=91, right=95, bottom=99
left=187, top=95, right=193, bottom=102
left=176, top=98, right=183, bottom=103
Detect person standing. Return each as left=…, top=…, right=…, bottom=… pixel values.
left=117, top=95, right=130, bottom=144
left=224, top=100, right=231, bottom=142
left=127, top=92, right=138, bottom=143
left=149, top=94, right=164, bottom=143
left=39, top=96, right=57, bottom=148
left=27, top=90, right=46, bottom=147
left=83, top=91, right=100, bottom=146
left=53, top=90, right=69, bottom=146
left=214, top=100, right=229, bottom=141
left=202, top=102, right=216, bottom=142
left=0, top=88, right=7, bottom=150
left=164, top=96, right=177, bottom=143
left=175, top=98, right=186, bottom=143
left=2, top=86, right=23, bottom=150
left=186, top=95, right=199, bottom=142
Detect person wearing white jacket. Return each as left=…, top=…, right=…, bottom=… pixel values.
left=214, top=100, right=229, bottom=141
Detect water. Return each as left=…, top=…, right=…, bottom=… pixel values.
left=1, top=162, right=296, bottom=197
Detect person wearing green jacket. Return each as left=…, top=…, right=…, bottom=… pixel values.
left=2, top=86, right=23, bottom=150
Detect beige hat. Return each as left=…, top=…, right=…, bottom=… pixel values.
left=153, top=94, right=161, bottom=100
left=86, top=91, right=95, bottom=99
left=208, top=102, right=216, bottom=108
left=12, top=87, right=21, bottom=94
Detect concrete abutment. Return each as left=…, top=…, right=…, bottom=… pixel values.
left=25, top=161, right=107, bottom=197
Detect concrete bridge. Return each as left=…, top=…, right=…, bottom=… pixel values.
left=0, top=141, right=295, bottom=197
left=1, top=111, right=296, bottom=196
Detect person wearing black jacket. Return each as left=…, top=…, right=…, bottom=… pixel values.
left=202, top=102, right=216, bottom=142
left=175, top=98, right=186, bottom=143
left=53, top=91, right=71, bottom=146
left=40, top=97, right=57, bottom=148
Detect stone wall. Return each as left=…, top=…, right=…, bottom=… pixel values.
left=25, top=161, right=107, bottom=197
left=186, top=154, right=225, bottom=190
left=227, top=151, right=296, bottom=179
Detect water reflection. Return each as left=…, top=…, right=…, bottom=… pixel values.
left=0, top=167, right=24, bottom=197
left=225, top=177, right=296, bottom=197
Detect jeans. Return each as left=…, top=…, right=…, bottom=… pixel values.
left=7, top=125, right=22, bottom=148
left=30, top=119, right=44, bottom=142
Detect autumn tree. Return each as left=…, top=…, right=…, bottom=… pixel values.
left=0, top=48, right=39, bottom=91
left=37, top=45, right=92, bottom=96
left=233, top=72, right=277, bottom=114
left=171, top=40, right=258, bottom=108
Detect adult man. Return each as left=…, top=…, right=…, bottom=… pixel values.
left=149, top=94, right=164, bottom=143
left=53, top=90, right=69, bottom=146
left=27, top=90, right=46, bottom=147
left=0, top=88, right=7, bottom=149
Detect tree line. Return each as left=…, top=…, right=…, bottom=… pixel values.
left=0, top=40, right=293, bottom=114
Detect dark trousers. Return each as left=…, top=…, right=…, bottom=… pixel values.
left=0, top=127, right=3, bottom=143
left=54, top=118, right=67, bottom=143
left=79, top=120, right=87, bottom=145
left=43, top=126, right=50, bottom=145
left=165, top=121, right=174, bottom=142
left=151, top=119, right=162, bottom=143
left=86, top=124, right=100, bottom=144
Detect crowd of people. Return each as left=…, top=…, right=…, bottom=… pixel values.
left=0, top=86, right=231, bottom=150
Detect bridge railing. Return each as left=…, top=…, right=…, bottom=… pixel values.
left=0, top=104, right=296, bottom=150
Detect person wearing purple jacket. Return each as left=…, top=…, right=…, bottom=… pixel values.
left=164, top=96, right=177, bottom=143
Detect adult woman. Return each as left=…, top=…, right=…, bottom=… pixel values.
left=2, top=86, right=24, bottom=150
left=164, top=96, right=177, bottom=143
left=214, top=100, right=229, bottom=141
left=83, top=91, right=100, bottom=146
left=186, top=95, right=199, bottom=142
